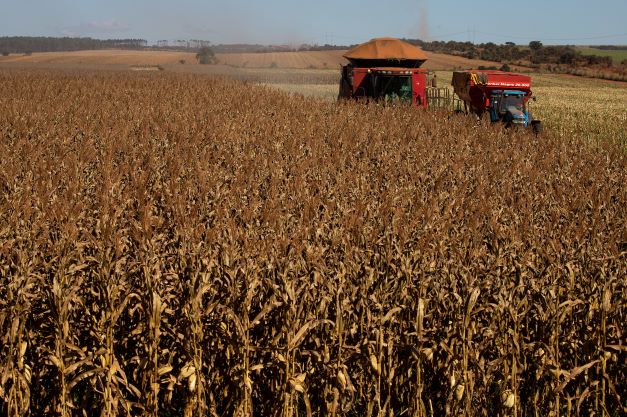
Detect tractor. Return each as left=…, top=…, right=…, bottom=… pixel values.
left=452, top=70, right=542, bottom=132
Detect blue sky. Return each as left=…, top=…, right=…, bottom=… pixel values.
left=1, top=0, right=626, bottom=45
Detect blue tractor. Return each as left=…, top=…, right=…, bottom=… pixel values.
left=488, top=90, right=530, bottom=127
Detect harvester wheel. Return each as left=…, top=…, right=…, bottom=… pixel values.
left=338, top=77, right=352, bottom=101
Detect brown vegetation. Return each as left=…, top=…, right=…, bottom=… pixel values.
left=0, top=49, right=196, bottom=66
left=0, top=48, right=525, bottom=71
left=0, top=69, right=625, bottom=417
left=213, top=50, right=524, bottom=71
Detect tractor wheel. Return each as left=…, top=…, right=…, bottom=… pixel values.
left=531, top=120, right=542, bottom=135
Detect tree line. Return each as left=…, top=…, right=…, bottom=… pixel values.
left=404, top=39, right=615, bottom=68
left=0, top=36, right=148, bottom=54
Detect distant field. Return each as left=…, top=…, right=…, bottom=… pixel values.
left=0, top=48, right=524, bottom=71
left=575, top=46, right=627, bottom=63
left=0, top=49, right=196, bottom=66
left=216, top=50, right=347, bottom=69
left=214, top=49, right=525, bottom=71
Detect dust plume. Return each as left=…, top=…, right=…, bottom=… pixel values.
left=416, top=0, right=430, bottom=40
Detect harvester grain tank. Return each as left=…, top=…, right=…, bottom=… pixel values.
left=338, top=38, right=437, bottom=108
left=452, top=70, right=541, bottom=131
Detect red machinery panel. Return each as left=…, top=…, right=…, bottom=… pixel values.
left=352, top=68, right=369, bottom=95
left=342, top=66, right=430, bottom=108
left=412, top=71, right=428, bottom=108
left=452, top=70, right=533, bottom=113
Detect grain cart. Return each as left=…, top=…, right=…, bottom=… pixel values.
left=339, top=38, right=450, bottom=108
left=452, top=70, right=542, bottom=132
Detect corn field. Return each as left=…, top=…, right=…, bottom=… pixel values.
left=531, top=84, right=627, bottom=147
left=1, top=69, right=626, bottom=417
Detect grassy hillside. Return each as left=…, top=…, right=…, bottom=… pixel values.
left=575, top=46, right=627, bottom=63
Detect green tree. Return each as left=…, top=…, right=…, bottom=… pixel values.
left=529, top=41, right=543, bottom=51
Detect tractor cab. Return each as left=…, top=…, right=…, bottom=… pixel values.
left=489, top=90, right=529, bottom=126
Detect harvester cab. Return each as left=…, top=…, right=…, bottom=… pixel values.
left=367, top=68, right=416, bottom=102
left=375, top=71, right=413, bottom=102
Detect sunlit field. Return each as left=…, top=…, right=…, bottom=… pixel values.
left=532, top=75, right=627, bottom=145
left=1, top=68, right=625, bottom=417
left=266, top=70, right=627, bottom=146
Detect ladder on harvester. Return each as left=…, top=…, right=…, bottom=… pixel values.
left=426, top=87, right=464, bottom=112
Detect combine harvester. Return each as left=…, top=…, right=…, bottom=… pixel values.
left=339, top=38, right=541, bottom=132
left=339, top=37, right=451, bottom=108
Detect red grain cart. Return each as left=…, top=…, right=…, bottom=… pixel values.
left=452, top=70, right=541, bottom=131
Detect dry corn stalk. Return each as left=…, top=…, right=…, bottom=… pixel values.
left=0, top=69, right=625, bottom=417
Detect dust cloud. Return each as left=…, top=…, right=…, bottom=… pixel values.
left=416, top=0, right=430, bottom=40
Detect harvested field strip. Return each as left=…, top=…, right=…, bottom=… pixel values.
left=216, top=50, right=348, bottom=69
left=0, top=70, right=625, bottom=417
left=0, top=49, right=196, bottom=65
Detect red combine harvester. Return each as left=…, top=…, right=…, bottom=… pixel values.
left=452, top=70, right=541, bottom=131
left=338, top=38, right=444, bottom=108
